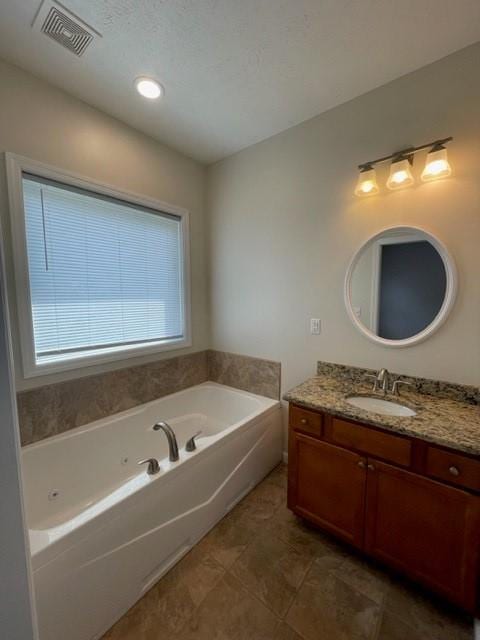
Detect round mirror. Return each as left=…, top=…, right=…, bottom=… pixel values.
left=344, top=226, right=457, bottom=347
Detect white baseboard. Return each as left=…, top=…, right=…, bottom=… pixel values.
left=282, top=451, right=288, bottom=464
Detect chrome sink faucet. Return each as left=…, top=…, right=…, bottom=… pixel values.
left=365, top=368, right=390, bottom=395
left=365, top=369, right=414, bottom=396
left=153, top=421, right=179, bottom=462
left=377, top=368, right=390, bottom=394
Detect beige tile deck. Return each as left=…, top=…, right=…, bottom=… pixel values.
left=102, top=464, right=473, bottom=640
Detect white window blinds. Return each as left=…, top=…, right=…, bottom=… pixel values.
left=22, top=174, right=185, bottom=365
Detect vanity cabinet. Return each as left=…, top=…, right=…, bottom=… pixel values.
left=364, top=459, right=479, bottom=609
left=288, top=405, right=480, bottom=613
left=291, top=434, right=366, bottom=547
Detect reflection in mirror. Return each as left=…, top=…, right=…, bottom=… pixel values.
left=350, top=230, right=447, bottom=341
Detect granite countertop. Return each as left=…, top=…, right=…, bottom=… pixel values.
left=284, top=371, right=480, bottom=456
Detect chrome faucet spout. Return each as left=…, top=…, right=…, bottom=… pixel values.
left=377, top=368, right=390, bottom=394
left=365, top=368, right=390, bottom=394
left=153, top=421, right=179, bottom=462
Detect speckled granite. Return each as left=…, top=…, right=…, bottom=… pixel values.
left=316, top=362, right=480, bottom=405
left=208, top=350, right=281, bottom=400
left=285, top=363, right=480, bottom=455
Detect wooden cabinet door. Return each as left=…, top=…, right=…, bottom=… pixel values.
left=288, top=432, right=367, bottom=548
left=364, top=459, right=480, bottom=611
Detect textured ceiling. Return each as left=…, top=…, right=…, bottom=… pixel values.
left=0, top=1, right=479, bottom=163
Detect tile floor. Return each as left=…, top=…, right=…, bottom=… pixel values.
left=102, top=464, right=473, bottom=640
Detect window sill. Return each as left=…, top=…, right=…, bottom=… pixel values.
left=22, top=336, right=192, bottom=379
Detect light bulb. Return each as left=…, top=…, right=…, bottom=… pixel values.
left=355, top=167, right=379, bottom=197
left=135, top=77, right=164, bottom=99
left=421, top=146, right=451, bottom=181
left=386, top=158, right=414, bottom=190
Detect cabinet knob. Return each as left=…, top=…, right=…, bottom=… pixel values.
left=357, top=460, right=366, bottom=469
left=300, top=418, right=307, bottom=425
left=367, top=463, right=376, bottom=471
left=448, top=466, right=460, bottom=477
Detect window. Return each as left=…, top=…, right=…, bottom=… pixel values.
left=7, top=156, right=191, bottom=377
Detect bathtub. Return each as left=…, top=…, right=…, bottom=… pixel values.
left=21, top=382, right=282, bottom=640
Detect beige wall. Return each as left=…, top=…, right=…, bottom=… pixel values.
left=207, top=43, right=480, bottom=398
left=2, top=44, right=479, bottom=399
left=0, top=59, right=208, bottom=391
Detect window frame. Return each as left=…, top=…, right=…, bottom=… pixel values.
left=5, top=153, right=192, bottom=378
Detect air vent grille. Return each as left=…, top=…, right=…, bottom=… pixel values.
left=41, top=6, right=93, bottom=56
left=32, top=1, right=101, bottom=56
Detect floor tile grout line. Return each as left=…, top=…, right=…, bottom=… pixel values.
left=371, top=602, right=387, bottom=640
left=222, top=476, right=318, bottom=622
left=224, top=567, right=286, bottom=621
left=223, top=569, right=284, bottom=624
left=232, top=548, right=315, bottom=621
left=228, top=542, right=314, bottom=622
left=281, top=554, right=316, bottom=625
left=140, top=548, right=227, bottom=639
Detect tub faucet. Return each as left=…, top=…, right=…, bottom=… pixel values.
left=153, top=421, right=179, bottom=462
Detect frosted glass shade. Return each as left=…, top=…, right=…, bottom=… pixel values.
left=421, top=147, right=451, bottom=181
left=386, top=158, right=415, bottom=190
left=355, top=168, right=379, bottom=197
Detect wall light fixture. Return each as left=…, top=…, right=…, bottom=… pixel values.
left=355, top=165, right=379, bottom=196
left=355, top=137, right=452, bottom=196
left=421, top=142, right=452, bottom=181
left=386, top=155, right=415, bottom=190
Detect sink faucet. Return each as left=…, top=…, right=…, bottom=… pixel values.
left=153, top=421, right=179, bottom=462
left=377, top=368, right=390, bottom=394
left=366, top=368, right=390, bottom=395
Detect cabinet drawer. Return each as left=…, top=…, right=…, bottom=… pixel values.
left=328, top=417, right=411, bottom=467
left=425, top=446, right=480, bottom=493
left=289, top=405, right=323, bottom=438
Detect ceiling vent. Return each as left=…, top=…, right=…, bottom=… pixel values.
left=32, top=0, right=101, bottom=57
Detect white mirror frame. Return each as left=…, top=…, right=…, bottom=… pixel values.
left=344, top=225, right=457, bottom=348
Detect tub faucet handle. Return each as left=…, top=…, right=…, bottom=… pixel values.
left=185, top=431, right=202, bottom=452
left=138, top=458, right=160, bottom=475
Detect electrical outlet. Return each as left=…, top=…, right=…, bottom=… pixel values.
left=310, top=318, right=321, bottom=335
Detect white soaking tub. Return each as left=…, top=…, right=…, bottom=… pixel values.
left=21, top=382, right=282, bottom=640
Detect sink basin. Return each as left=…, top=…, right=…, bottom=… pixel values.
left=345, top=395, right=416, bottom=417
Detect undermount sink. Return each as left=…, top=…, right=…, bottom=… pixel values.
left=345, top=395, right=417, bottom=417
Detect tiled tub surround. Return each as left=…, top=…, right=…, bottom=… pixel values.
left=207, top=349, right=281, bottom=400
left=17, top=351, right=209, bottom=446
left=284, top=362, right=480, bottom=455
left=17, top=350, right=281, bottom=445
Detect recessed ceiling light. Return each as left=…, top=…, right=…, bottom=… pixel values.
left=134, top=77, right=164, bottom=99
